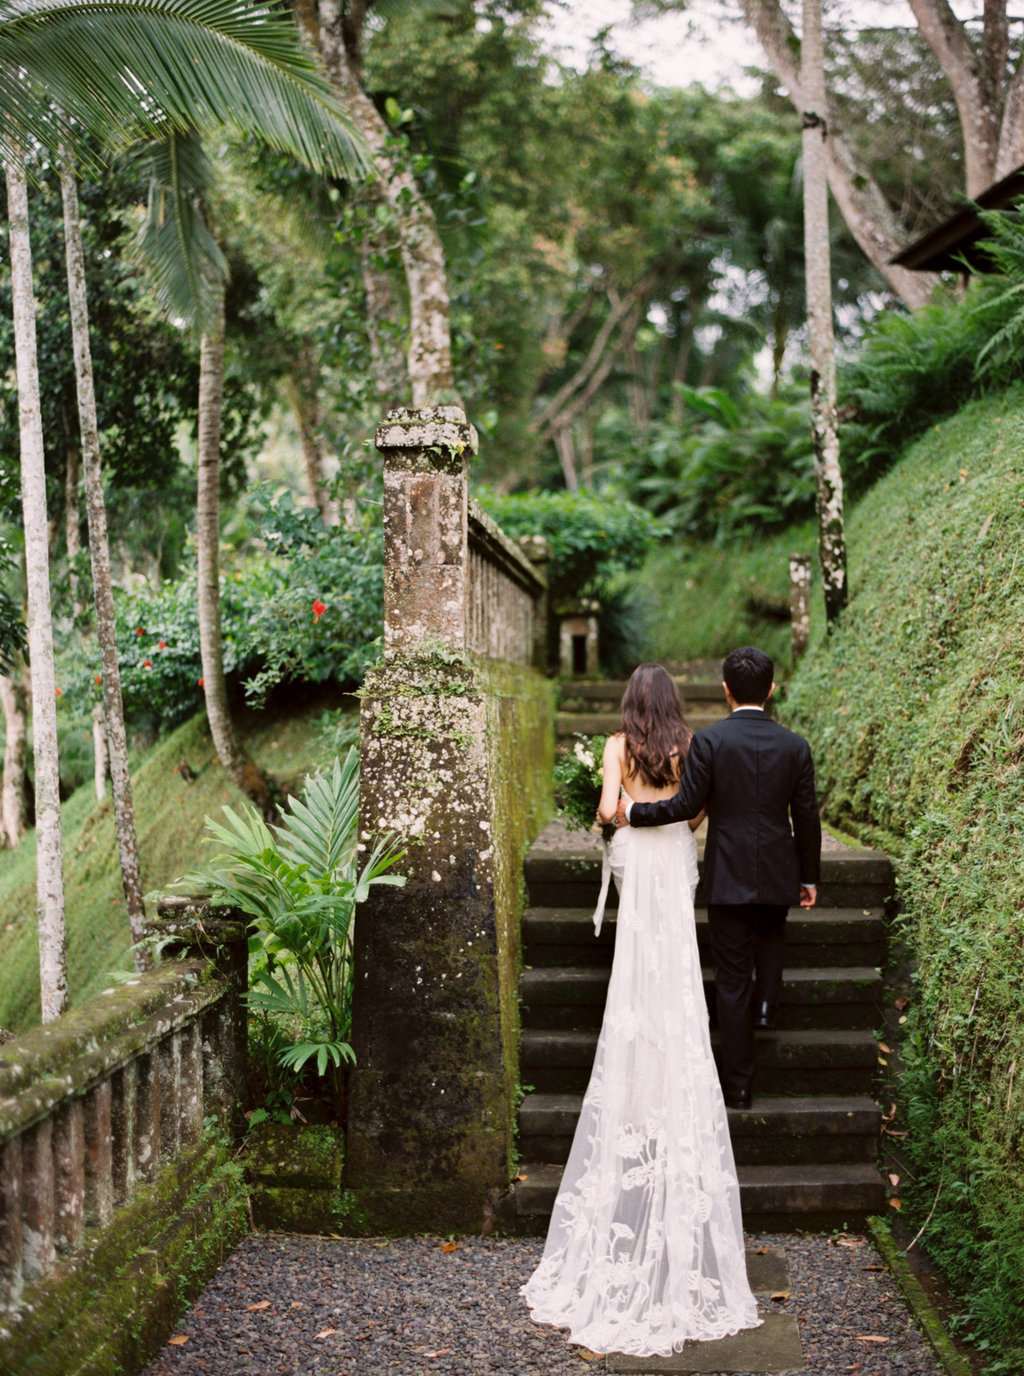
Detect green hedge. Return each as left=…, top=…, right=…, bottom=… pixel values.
left=785, top=386, right=1024, bottom=1373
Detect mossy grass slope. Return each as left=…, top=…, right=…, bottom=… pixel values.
left=785, top=384, right=1024, bottom=1372
left=638, top=517, right=824, bottom=670
left=0, top=697, right=343, bottom=1033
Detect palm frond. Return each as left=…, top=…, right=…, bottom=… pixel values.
left=278, top=751, right=360, bottom=878
left=0, top=0, right=368, bottom=176
left=130, top=127, right=226, bottom=332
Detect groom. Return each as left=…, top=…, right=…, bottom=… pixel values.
left=616, top=646, right=821, bottom=1110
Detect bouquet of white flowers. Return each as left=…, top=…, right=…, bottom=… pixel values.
left=554, top=735, right=615, bottom=841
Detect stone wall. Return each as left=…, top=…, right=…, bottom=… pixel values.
left=0, top=905, right=248, bottom=1376
left=345, top=407, right=554, bottom=1232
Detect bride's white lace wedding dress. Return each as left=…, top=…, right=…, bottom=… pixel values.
left=522, top=821, right=761, bottom=1357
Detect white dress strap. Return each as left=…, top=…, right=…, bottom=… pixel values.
left=592, top=837, right=614, bottom=936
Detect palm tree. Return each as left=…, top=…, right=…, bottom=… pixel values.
left=1, top=0, right=367, bottom=1016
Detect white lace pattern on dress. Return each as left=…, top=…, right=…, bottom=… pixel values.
left=522, top=823, right=761, bottom=1356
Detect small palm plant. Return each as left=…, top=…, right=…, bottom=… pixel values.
left=175, top=748, right=404, bottom=1120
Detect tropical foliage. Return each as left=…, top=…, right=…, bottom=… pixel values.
left=175, top=750, right=405, bottom=1117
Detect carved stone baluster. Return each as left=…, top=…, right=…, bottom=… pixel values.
left=135, top=1051, right=161, bottom=1182
left=0, top=1135, right=24, bottom=1308
left=179, top=1021, right=204, bottom=1146
left=83, top=1080, right=113, bottom=1227
left=158, top=1033, right=181, bottom=1161
left=20, top=1119, right=55, bottom=1279
left=52, top=1099, right=85, bottom=1251
left=111, top=1062, right=137, bottom=1206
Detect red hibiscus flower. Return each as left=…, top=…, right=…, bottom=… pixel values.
left=312, top=599, right=327, bottom=623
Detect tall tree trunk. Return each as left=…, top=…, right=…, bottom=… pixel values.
left=740, top=0, right=938, bottom=309
left=63, top=409, right=83, bottom=619
left=92, top=702, right=108, bottom=802
left=358, top=188, right=411, bottom=406
left=315, top=0, right=455, bottom=405
left=283, top=338, right=337, bottom=524
left=0, top=666, right=29, bottom=849
left=802, top=0, right=848, bottom=626
left=59, top=148, right=149, bottom=962
left=196, top=286, right=275, bottom=817
left=907, top=0, right=1003, bottom=197
left=4, top=152, right=69, bottom=1022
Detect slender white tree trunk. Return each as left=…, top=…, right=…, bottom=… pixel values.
left=4, top=152, right=69, bottom=1021
left=0, top=666, right=29, bottom=848
left=92, top=702, right=108, bottom=802
left=802, top=0, right=847, bottom=626
left=197, top=286, right=274, bottom=816
left=59, top=148, right=148, bottom=964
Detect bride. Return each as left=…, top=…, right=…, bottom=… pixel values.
left=522, top=663, right=761, bottom=1357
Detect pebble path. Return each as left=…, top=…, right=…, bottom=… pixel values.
left=143, top=1231, right=942, bottom=1376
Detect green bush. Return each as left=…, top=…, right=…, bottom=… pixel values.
left=56, top=485, right=383, bottom=732
left=785, top=386, right=1024, bottom=1371
left=606, top=385, right=817, bottom=544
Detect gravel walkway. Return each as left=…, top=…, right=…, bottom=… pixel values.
left=143, top=1231, right=941, bottom=1376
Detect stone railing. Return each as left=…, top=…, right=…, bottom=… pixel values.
left=467, top=500, right=546, bottom=668
left=0, top=904, right=247, bottom=1375
left=349, top=407, right=555, bottom=1232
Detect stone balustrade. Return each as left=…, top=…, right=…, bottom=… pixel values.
left=0, top=904, right=248, bottom=1375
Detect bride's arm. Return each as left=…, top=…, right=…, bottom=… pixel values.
left=687, top=807, right=707, bottom=832
left=597, top=735, right=623, bottom=824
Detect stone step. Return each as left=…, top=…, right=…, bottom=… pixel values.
left=521, top=1027, right=881, bottom=1096
left=520, top=965, right=883, bottom=1031
left=557, top=710, right=724, bottom=740
left=559, top=679, right=727, bottom=709
left=519, top=1092, right=881, bottom=1166
left=523, top=906, right=885, bottom=969
left=513, top=1161, right=887, bottom=1231
left=525, top=850, right=893, bottom=910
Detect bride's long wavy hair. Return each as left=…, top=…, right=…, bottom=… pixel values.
left=620, top=663, right=692, bottom=789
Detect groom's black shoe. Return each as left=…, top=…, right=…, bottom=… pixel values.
left=723, top=1089, right=752, bottom=1110
left=753, top=1001, right=778, bottom=1031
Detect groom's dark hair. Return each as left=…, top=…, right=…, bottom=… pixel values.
left=723, top=646, right=773, bottom=704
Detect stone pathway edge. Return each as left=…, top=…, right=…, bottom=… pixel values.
left=867, top=1217, right=973, bottom=1376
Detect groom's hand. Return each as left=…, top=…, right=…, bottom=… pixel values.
left=615, top=796, right=631, bottom=828
left=799, top=884, right=817, bottom=908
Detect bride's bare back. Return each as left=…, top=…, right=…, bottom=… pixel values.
left=597, top=733, right=681, bottom=823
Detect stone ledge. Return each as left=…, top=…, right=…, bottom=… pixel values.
left=0, top=1134, right=246, bottom=1376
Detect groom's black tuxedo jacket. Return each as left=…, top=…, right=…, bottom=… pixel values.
left=629, top=709, right=821, bottom=907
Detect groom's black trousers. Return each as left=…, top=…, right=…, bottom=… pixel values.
left=708, top=904, right=788, bottom=1099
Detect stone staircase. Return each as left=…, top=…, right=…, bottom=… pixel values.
left=513, top=676, right=892, bottom=1232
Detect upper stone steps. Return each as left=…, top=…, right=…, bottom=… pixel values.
left=525, top=849, right=893, bottom=911
left=520, top=964, right=884, bottom=1031
left=520, top=1027, right=881, bottom=1097
left=558, top=710, right=721, bottom=739
left=523, top=905, right=886, bottom=969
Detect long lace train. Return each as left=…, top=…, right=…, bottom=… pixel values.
left=522, top=823, right=761, bottom=1356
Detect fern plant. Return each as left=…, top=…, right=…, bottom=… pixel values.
left=175, top=749, right=404, bottom=1119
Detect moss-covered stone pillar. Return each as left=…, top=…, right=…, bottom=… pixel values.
left=346, top=407, right=552, bottom=1232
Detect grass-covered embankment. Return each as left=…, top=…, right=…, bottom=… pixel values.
left=0, top=700, right=339, bottom=1034
left=784, top=386, right=1024, bottom=1371
left=637, top=518, right=824, bottom=670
